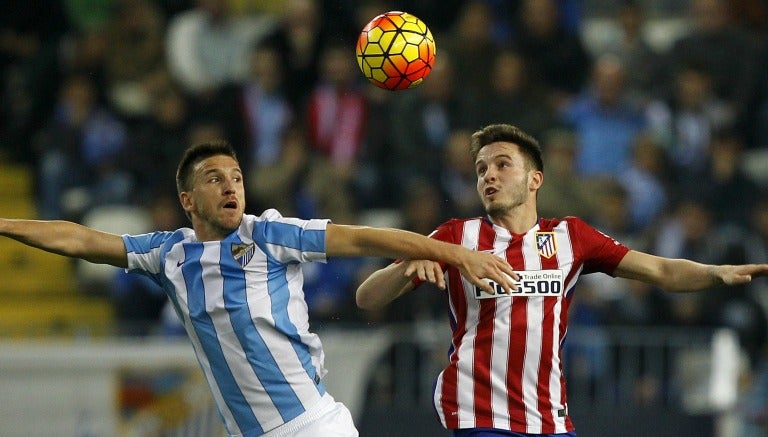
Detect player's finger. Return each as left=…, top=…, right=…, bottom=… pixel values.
left=424, top=264, right=437, bottom=283
left=499, top=275, right=514, bottom=294
left=471, top=276, right=495, bottom=295
left=489, top=268, right=515, bottom=294
left=404, top=262, right=417, bottom=277
left=433, top=265, right=446, bottom=289
left=417, top=264, right=430, bottom=282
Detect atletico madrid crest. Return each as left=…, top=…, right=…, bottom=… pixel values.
left=535, top=232, right=557, bottom=259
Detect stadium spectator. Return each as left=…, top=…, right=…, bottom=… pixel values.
left=305, top=42, right=367, bottom=184
left=223, top=42, right=294, bottom=179
left=260, top=0, right=343, bottom=112
left=247, top=124, right=354, bottom=222
left=536, top=127, right=596, bottom=220
left=513, top=0, right=592, bottom=108
left=440, top=129, right=486, bottom=219
left=101, top=0, right=166, bottom=120
left=0, top=0, right=69, bottom=163
left=686, top=131, right=763, bottom=228
left=476, top=48, right=558, bottom=141
left=441, top=0, right=502, bottom=97
left=164, top=0, right=277, bottom=95
left=33, top=72, right=131, bottom=220
left=646, top=61, right=735, bottom=181
left=593, top=0, right=665, bottom=102
left=616, top=132, right=670, bottom=233
left=125, top=71, right=191, bottom=200
left=387, top=51, right=480, bottom=203
left=0, top=2, right=110, bottom=166
left=661, top=0, right=763, bottom=140
left=560, top=54, right=648, bottom=178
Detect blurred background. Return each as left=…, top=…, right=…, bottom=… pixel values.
left=1, top=0, right=768, bottom=435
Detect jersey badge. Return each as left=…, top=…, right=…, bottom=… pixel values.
left=535, top=231, right=557, bottom=259
left=231, top=242, right=255, bottom=268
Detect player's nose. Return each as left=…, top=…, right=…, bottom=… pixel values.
left=222, top=178, right=237, bottom=193
left=483, top=167, right=497, bottom=182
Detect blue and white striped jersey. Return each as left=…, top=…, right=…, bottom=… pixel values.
left=122, top=209, right=331, bottom=437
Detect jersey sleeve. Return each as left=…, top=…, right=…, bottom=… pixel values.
left=568, top=216, right=631, bottom=275
left=122, top=231, right=177, bottom=285
left=256, top=211, right=330, bottom=264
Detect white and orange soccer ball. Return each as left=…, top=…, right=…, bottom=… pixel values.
left=355, top=11, right=437, bottom=91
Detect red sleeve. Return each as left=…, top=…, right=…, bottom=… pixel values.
left=567, top=216, right=630, bottom=276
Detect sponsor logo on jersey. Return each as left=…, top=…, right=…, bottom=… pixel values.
left=231, top=242, right=255, bottom=268
left=535, top=232, right=557, bottom=258
left=475, top=269, right=565, bottom=299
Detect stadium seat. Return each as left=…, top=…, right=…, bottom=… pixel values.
left=0, top=163, right=114, bottom=337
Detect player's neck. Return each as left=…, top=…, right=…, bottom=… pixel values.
left=192, top=218, right=237, bottom=242
left=487, top=205, right=538, bottom=235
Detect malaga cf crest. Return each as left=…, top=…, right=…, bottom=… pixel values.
left=231, top=243, right=255, bottom=268
left=535, top=232, right=557, bottom=259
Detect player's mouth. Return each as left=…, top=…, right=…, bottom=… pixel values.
left=223, top=200, right=238, bottom=209
left=484, top=187, right=498, bottom=197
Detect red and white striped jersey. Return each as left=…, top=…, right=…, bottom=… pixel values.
left=427, top=216, right=630, bottom=434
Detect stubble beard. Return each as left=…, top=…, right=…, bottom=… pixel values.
left=197, top=205, right=242, bottom=239
left=484, top=186, right=527, bottom=220
left=485, top=200, right=509, bottom=219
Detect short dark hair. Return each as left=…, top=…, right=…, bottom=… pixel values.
left=470, top=124, right=543, bottom=172
left=176, top=140, right=239, bottom=194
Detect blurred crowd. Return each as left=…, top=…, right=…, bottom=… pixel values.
left=3, top=0, right=768, bottom=382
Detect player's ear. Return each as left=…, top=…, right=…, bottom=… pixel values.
left=179, top=191, right=194, bottom=213
left=529, top=170, right=543, bottom=191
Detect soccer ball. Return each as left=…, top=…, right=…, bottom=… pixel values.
left=355, top=11, right=437, bottom=91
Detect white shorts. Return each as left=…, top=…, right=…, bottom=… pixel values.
left=261, top=393, right=359, bottom=437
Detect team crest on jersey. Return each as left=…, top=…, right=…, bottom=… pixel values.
left=535, top=232, right=557, bottom=259
left=231, top=243, right=255, bottom=268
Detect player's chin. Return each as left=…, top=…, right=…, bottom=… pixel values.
left=485, top=202, right=507, bottom=217
left=220, top=211, right=243, bottom=228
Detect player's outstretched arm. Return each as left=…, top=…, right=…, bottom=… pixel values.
left=326, top=224, right=516, bottom=295
left=614, top=250, right=768, bottom=292
left=0, top=218, right=128, bottom=267
left=356, top=259, right=447, bottom=310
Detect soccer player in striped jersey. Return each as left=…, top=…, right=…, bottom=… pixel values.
left=0, top=140, right=518, bottom=437
left=356, top=123, right=768, bottom=437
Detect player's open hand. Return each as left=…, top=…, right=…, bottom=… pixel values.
left=403, top=252, right=518, bottom=295
left=403, top=260, right=447, bottom=289
left=716, top=263, right=768, bottom=286
left=457, top=250, right=518, bottom=295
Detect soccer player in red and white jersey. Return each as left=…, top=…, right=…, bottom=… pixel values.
left=356, top=123, right=768, bottom=437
